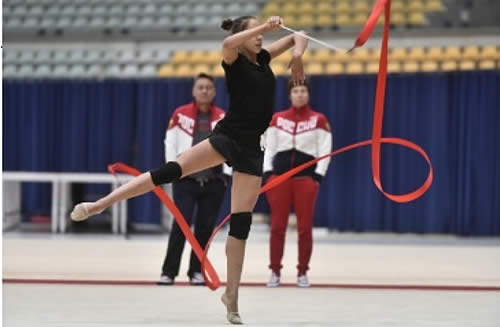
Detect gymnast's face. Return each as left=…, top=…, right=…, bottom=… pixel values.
left=290, top=85, right=310, bottom=108
left=241, top=18, right=263, bottom=55
left=192, top=77, right=216, bottom=108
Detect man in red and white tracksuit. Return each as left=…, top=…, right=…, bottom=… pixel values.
left=264, top=79, right=332, bottom=287
left=158, top=73, right=231, bottom=286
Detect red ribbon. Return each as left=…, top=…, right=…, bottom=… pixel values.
left=108, top=0, right=433, bottom=290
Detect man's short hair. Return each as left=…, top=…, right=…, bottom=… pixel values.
left=195, top=72, right=215, bottom=85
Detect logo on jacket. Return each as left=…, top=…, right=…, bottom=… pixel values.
left=276, top=116, right=318, bottom=134
left=178, top=113, right=195, bottom=134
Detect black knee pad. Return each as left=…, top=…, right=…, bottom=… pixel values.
left=150, top=161, right=182, bottom=186
left=228, top=212, right=252, bottom=240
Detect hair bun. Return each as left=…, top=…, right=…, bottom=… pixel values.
left=221, top=18, right=233, bottom=31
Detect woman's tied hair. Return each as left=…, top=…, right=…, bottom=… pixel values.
left=221, top=16, right=256, bottom=34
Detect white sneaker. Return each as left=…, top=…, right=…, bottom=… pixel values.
left=190, top=272, right=205, bottom=285
left=267, top=272, right=280, bottom=287
left=297, top=274, right=310, bottom=287
left=157, top=275, right=174, bottom=285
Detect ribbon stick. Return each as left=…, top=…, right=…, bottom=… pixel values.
left=109, top=0, right=433, bottom=291
left=280, top=25, right=346, bottom=52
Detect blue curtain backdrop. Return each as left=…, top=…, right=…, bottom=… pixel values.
left=3, top=71, right=500, bottom=236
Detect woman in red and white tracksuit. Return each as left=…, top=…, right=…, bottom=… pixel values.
left=264, top=78, right=332, bottom=287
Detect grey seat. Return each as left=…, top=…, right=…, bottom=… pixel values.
left=138, top=16, right=155, bottom=29
left=122, top=16, right=138, bottom=28
left=137, top=49, right=156, bottom=63
left=33, top=64, right=52, bottom=78
left=117, top=50, right=135, bottom=63
left=72, top=16, right=88, bottom=28
left=29, top=5, right=44, bottom=17
left=69, top=64, right=87, bottom=77
left=93, top=6, right=107, bottom=16
left=18, top=50, right=36, bottom=63
left=3, top=65, right=18, bottom=78
left=87, top=64, right=104, bottom=77
left=156, top=16, right=172, bottom=29
left=35, top=50, right=52, bottom=63
left=89, top=16, right=105, bottom=28
left=78, top=5, right=92, bottom=16
left=4, top=50, right=20, bottom=64
left=143, top=4, right=156, bottom=15
left=109, top=4, right=126, bottom=16
left=122, top=64, right=139, bottom=77
left=5, top=18, right=22, bottom=29
left=17, top=64, right=35, bottom=77
left=23, top=17, right=39, bottom=29
left=159, top=4, right=174, bottom=15
left=40, top=17, right=56, bottom=29
left=46, top=5, right=61, bottom=16
left=61, top=5, right=77, bottom=16
left=53, top=65, right=70, bottom=77
left=140, top=64, right=157, bottom=77
left=106, top=64, right=122, bottom=77
left=55, top=17, right=71, bottom=28
left=84, top=49, right=103, bottom=64
left=175, top=4, right=191, bottom=15
left=105, top=16, right=121, bottom=28
left=209, top=4, right=224, bottom=15
left=69, top=50, right=86, bottom=63
left=53, top=50, right=70, bottom=64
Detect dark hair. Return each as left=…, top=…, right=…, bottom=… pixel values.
left=288, top=78, right=311, bottom=95
left=221, top=16, right=256, bottom=34
left=195, top=72, right=215, bottom=85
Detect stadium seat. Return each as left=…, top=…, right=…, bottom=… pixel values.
left=478, top=60, right=496, bottom=70
left=426, top=47, right=443, bottom=60
left=192, top=63, right=211, bottom=75
left=270, top=62, right=287, bottom=75
left=298, top=2, right=315, bottom=15
left=387, top=62, right=401, bottom=73
left=158, top=64, right=175, bottom=77
left=336, top=14, right=352, bottom=27
left=317, top=14, right=334, bottom=27
left=353, top=1, right=370, bottom=14
left=346, top=62, right=364, bottom=74
left=421, top=60, right=439, bottom=72
left=402, top=61, right=419, bottom=73
left=335, top=1, right=351, bottom=15
left=325, top=62, right=344, bottom=74
left=409, top=12, right=426, bottom=26
left=459, top=60, right=475, bottom=71
left=441, top=61, right=457, bottom=71
left=480, top=46, right=498, bottom=60
left=391, top=12, right=406, bottom=26
left=174, top=64, right=194, bottom=77
left=408, top=47, right=426, bottom=61
left=443, top=46, right=461, bottom=60
left=366, top=61, right=380, bottom=73
left=352, top=48, right=373, bottom=62
left=313, top=49, right=333, bottom=64
left=317, top=2, right=334, bottom=14
left=306, top=62, right=324, bottom=75
left=425, top=0, right=444, bottom=12
left=462, top=46, right=479, bottom=60
left=211, top=64, right=225, bottom=77
left=299, top=15, right=317, bottom=28
left=390, top=48, right=407, bottom=61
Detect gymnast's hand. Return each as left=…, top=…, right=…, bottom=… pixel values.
left=265, top=16, right=283, bottom=32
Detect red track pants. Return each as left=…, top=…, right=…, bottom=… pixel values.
left=266, top=176, right=319, bottom=276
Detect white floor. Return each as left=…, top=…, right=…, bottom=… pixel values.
left=3, top=229, right=500, bottom=326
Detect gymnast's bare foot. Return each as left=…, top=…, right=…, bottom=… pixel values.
left=70, top=202, right=103, bottom=221
left=221, top=293, right=242, bottom=325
